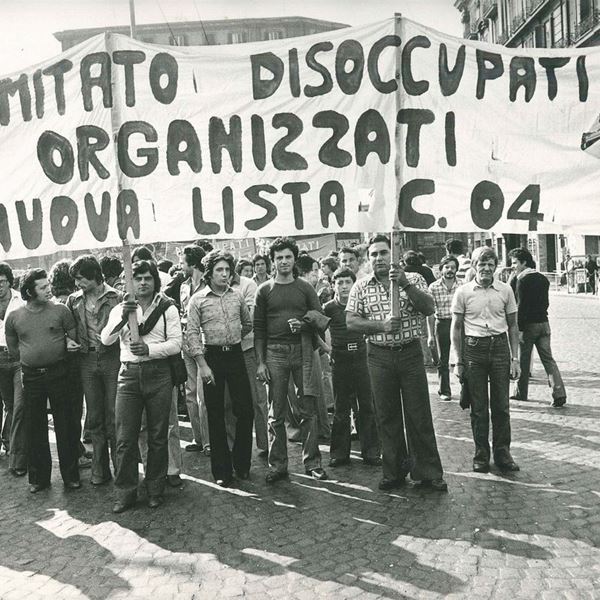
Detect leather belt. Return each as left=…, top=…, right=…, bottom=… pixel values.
left=205, top=343, right=241, bottom=353
left=370, top=339, right=419, bottom=351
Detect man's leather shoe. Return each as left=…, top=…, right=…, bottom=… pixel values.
left=552, top=397, right=567, bottom=407
left=378, top=477, right=403, bottom=491
left=29, top=483, right=49, bottom=494
left=90, top=475, right=112, bottom=486
left=413, top=479, right=448, bottom=492
left=473, top=460, right=490, bottom=473
left=305, top=467, right=328, bottom=481
left=363, top=457, right=383, bottom=467
left=10, top=468, right=27, bottom=477
left=64, top=481, right=82, bottom=490
left=329, top=457, right=350, bottom=467
left=147, top=496, right=164, bottom=509
left=185, top=443, right=203, bottom=452
left=112, top=499, right=135, bottom=513
left=497, top=460, right=520, bottom=472
left=216, top=477, right=233, bottom=488
left=167, top=474, right=183, bottom=487
left=265, top=470, right=289, bottom=484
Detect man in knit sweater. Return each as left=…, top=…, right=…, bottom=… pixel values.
left=508, top=248, right=567, bottom=407
left=254, top=237, right=327, bottom=483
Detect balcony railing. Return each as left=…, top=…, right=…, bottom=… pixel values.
left=572, top=9, right=600, bottom=43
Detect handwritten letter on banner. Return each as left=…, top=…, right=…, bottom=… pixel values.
left=1, top=17, right=600, bottom=258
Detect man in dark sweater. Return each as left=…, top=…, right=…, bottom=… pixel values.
left=508, top=248, right=567, bottom=407
left=254, top=237, right=327, bottom=483
left=324, top=268, right=380, bottom=467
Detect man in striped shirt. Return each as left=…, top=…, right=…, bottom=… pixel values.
left=427, top=256, right=461, bottom=401
left=446, top=239, right=471, bottom=282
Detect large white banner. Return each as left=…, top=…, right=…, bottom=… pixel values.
left=1, top=17, right=600, bottom=259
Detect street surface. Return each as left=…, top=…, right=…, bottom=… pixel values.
left=0, top=293, right=599, bottom=599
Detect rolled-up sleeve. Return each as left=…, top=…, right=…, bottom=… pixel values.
left=147, top=304, right=182, bottom=358
left=185, top=295, right=204, bottom=358
left=100, top=304, right=124, bottom=347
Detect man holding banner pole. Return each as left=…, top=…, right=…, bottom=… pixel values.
left=346, top=234, right=447, bottom=492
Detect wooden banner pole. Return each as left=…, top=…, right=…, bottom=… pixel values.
left=121, top=238, right=140, bottom=343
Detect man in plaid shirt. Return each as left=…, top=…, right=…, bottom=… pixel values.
left=346, top=234, right=447, bottom=493
left=427, top=256, right=461, bottom=402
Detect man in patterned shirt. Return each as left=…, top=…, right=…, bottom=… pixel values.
left=346, top=234, right=447, bottom=492
left=427, top=256, right=461, bottom=402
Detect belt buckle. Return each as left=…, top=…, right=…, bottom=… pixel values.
left=347, top=342, right=358, bottom=351
left=38, top=367, right=48, bottom=374
left=222, top=345, right=232, bottom=352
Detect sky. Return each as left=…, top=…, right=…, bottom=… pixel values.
left=1, top=0, right=463, bottom=73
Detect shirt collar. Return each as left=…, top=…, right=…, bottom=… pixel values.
left=473, top=278, right=502, bottom=291
left=198, top=284, right=232, bottom=297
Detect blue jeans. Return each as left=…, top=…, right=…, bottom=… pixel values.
left=79, top=349, right=120, bottom=480
left=435, top=319, right=452, bottom=397
left=0, top=361, right=27, bottom=470
left=114, top=360, right=172, bottom=501
left=330, top=346, right=380, bottom=461
left=22, top=361, right=80, bottom=486
left=517, top=322, right=566, bottom=402
left=266, top=343, right=321, bottom=473
left=367, top=341, right=444, bottom=482
left=464, top=334, right=512, bottom=462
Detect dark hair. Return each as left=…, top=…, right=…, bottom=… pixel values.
left=367, top=234, right=391, bottom=249
left=508, top=247, right=536, bottom=268
left=202, top=250, right=235, bottom=283
left=318, top=286, right=332, bottom=304
left=296, top=254, right=316, bottom=276
left=252, top=253, right=271, bottom=271
left=168, top=265, right=182, bottom=277
left=195, top=239, right=214, bottom=253
left=235, top=259, right=253, bottom=276
left=70, top=255, right=103, bottom=284
left=49, top=260, right=75, bottom=297
left=417, top=252, right=427, bottom=265
left=403, top=250, right=420, bottom=267
left=0, top=263, right=15, bottom=287
left=21, top=268, right=47, bottom=301
left=439, top=255, right=459, bottom=270
left=329, top=251, right=339, bottom=258
left=339, top=246, right=359, bottom=259
left=131, top=260, right=161, bottom=292
left=132, top=246, right=154, bottom=262
left=320, top=256, right=338, bottom=272
left=445, top=238, right=464, bottom=255
left=183, top=245, right=206, bottom=270
left=332, top=267, right=357, bottom=283
left=157, top=259, right=173, bottom=274
left=269, top=237, right=299, bottom=261
left=99, top=255, right=123, bottom=279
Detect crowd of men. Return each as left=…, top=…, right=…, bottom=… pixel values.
left=0, top=235, right=567, bottom=513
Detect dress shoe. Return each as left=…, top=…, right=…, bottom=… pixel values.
left=236, top=471, right=250, bottom=480
left=147, top=495, right=164, bottom=509
left=496, top=460, right=520, bottom=472
left=64, top=481, right=82, bottom=490
left=112, top=499, right=135, bottom=513
left=29, top=483, right=50, bottom=494
left=413, top=479, right=448, bottom=492
left=185, top=443, right=203, bottom=452
left=265, top=470, right=289, bottom=484
left=552, top=397, right=567, bottom=407
left=378, top=477, right=404, bottom=491
left=329, top=457, right=350, bottom=467
left=439, top=394, right=451, bottom=401
left=216, top=477, right=233, bottom=488
left=363, top=457, right=383, bottom=467
left=90, top=475, right=112, bottom=486
left=305, top=467, right=328, bottom=481
left=10, top=468, right=27, bottom=477
left=473, top=460, right=490, bottom=473
left=166, top=474, right=183, bottom=487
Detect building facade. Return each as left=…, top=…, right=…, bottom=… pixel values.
left=454, top=0, right=600, bottom=270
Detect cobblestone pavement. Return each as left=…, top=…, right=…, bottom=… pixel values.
left=0, top=294, right=599, bottom=599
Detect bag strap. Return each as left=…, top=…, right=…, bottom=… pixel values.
left=137, top=295, right=174, bottom=337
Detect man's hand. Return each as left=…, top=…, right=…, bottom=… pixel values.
left=129, top=341, right=149, bottom=356
left=510, top=359, right=521, bottom=380
left=389, top=264, right=410, bottom=288
left=453, top=363, right=465, bottom=382
left=199, top=364, right=215, bottom=385
left=256, top=362, right=270, bottom=383
left=121, top=298, right=138, bottom=320
left=66, top=338, right=81, bottom=353
left=287, top=318, right=303, bottom=334
left=427, top=336, right=436, bottom=351
left=382, top=316, right=403, bottom=333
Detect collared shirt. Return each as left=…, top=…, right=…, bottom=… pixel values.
left=451, top=278, right=517, bottom=337
left=100, top=293, right=182, bottom=362
left=186, top=285, right=252, bottom=357
left=179, top=276, right=205, bottom=331
left=345, top=272, right=428, bottom=346
left=0, top=289, right=24, bottom=347
left=84, top=284, right=112, bottom=348
left=231, top=274, right=257, bottom=352
left=429, top=277, right=462, bottom=320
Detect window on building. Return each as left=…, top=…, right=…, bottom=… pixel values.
left=228, top=31, right=248, bottom=44
left=544, top=17, right=552, bottom=46
left=581, top=0, right=592, bottom=22
left=204, top=33, right=216, bottom=45
left=170, top=34, right=187, bottom=46
left=265, top=30, right=283, bottom=40
left=552, top=3, right=564, bottom=46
